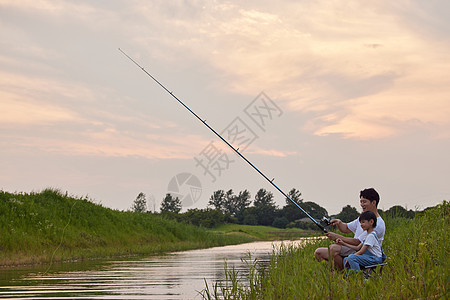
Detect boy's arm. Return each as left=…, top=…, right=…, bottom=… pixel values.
left=354, top=244, right=369, bottom=255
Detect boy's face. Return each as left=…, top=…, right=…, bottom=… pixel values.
left=360, top=219, right=373, bottom=231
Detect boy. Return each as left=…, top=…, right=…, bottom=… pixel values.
left=336, top=211, right=385, bottom=273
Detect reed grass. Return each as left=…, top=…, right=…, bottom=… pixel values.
left=201, top=201, right=449, bottom=299
left=0, top=189, right=254, bottom=267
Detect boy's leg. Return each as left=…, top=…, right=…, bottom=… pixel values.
left=346, top=254, right=383, bottom=272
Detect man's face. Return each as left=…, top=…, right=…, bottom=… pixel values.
left=360, top=197, right=376, bottom=212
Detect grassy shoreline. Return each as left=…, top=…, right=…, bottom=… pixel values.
left=202, top=201, right=449, bottom=299
left=0, top=189, right=312, bottom=268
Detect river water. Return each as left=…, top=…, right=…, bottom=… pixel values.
left=0, top=240, right=305, bottom=299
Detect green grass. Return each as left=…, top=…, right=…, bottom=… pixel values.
left=0, top=189, right=255, bottom=267
left=202, top=201, right=449, bottom=299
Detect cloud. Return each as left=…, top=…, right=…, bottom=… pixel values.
left=1, top=122, right=209, bottom=159
left=247, top=147, right=298, bottom=158
left=0, top=95, right=77, bottom=125
left=0, top=68, right=206, bottom=159
left=0, top=71, right=83, bottom=125
left=1, top=0, right=449, bottom=164
left=0, top=0, right=96, bottom=16
left=127, top=0, right=450, bottom=140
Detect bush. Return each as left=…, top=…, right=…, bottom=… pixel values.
left=272, top=217, right=289, bottom=228
left=179, top=208, right=225, bottom=228
left=286, top=220, right=319, bottom=230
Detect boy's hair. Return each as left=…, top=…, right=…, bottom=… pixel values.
left=360, top=188, right=380, bottom=207
left=359, top=211, right=377, bottom=228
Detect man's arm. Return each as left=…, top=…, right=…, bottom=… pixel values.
left=325, top=218, right=361, bottom=245
left=330, top=219, right=352, bottom=234
left=336, top=238, right=362, bottom=251
left=326, top=232, right=362, bottom=246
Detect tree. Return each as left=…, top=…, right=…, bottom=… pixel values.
left=160, top=193, right=182, bottom=213
left=272, top=216, right=289, bottom=229
left=221, top=189, right=252, bottom=223
left=300, top=201, right=328, bottom=219
left=384, top=205, right=415, bottom=219
left=208, top=190, right=226, bottom=213
left=253, top=188, right=277, bottom=226
left=221, top=189, right=241, bottom=216
left=241, top=207, right=258, bottom=225
left=281, top=188, right=328, bottom=223
left=131, top=192, right=147, bottom=213
left=254, top=188, right=276, bottom=207
left=179, top=208, right=225, bottom=228
left=334, top=205, right=360, bottom=223
left=222, top=189, right=236, bottom=215
left=282, top=188, right=304, bottom=222
left=235, top=190, right=252, bottom=214
left=226, top=190, right=252, bottom=217
left=285, top=188, right=303, bottom=205
left=235, top=190, right=252, bottom=223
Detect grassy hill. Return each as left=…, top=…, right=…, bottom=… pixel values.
left=0, top=189, right=255, bottom=266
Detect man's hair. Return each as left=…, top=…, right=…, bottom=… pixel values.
left=360, top=188, right=380, bottom=207
left=359, top=211, right=377, bottom=228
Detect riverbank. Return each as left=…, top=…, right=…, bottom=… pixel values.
left=203, top=201, right=449, bottom=299
left=0, top=189, right=311, bottom=268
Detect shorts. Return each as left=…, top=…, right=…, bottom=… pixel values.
left=340, top=245, right=357, bottom=257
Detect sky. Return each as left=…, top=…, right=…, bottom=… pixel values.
left=1, top=0, right=449, bottom=215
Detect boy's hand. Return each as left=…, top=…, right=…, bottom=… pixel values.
left=336, top=238, right=343, bottom=245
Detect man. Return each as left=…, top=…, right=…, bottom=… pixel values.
left=314, top=188, right=385, bottom=270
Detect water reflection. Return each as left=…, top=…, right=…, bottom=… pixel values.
left=0, top=240, right=305, bottom=299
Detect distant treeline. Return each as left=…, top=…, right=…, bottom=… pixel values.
left=133, top=188, right=432, bottom=229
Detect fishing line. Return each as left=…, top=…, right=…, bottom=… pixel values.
left=119, top=48, right=327, bottom=233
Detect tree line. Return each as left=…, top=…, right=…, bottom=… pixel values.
left=131, top=189, right=420, bottom=229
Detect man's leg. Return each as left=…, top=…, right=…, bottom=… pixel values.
left=314, top=247, right=329, bottom=262
left=330, top=244, right=344, bottom=270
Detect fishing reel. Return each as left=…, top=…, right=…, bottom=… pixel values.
left=321, top=216, right=331, bottom=226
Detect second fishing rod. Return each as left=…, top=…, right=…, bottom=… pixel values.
left=119, top=48, right=327, bottom=233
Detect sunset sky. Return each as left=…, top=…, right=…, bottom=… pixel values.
left=1, top=0, right=449, bottom=214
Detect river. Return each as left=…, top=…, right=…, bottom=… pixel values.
left=0, top=240, right=306, bottom=299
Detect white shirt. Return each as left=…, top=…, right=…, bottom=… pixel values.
left=363, top=232, right=383, bottom=257
left=347, top=216, right=385, bottom=245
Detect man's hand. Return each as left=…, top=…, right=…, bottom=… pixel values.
left=329, top=218, right=352, bottom=234
left=325, top=231, right=341, bottom=241
left=330, top=218, right=342, bottom=227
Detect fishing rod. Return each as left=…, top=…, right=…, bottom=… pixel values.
left=119, top=48, right=327, bottom=233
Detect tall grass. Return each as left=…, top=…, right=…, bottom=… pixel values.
left=0, top=189, right=254, bottom=266
left=202, top=201, right=449, bottom=299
